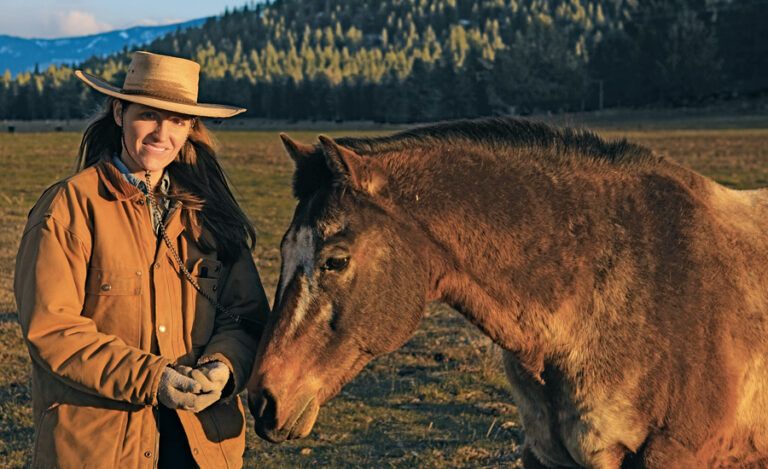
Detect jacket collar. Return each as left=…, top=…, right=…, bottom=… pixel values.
left=95, top=158, right=186, bottom=240
left=96, top=159, right=145, bottom=201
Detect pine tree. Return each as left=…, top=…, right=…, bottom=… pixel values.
left=1, top=0, right=747, bottom=120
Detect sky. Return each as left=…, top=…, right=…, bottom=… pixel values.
left=0, top=0, right=251, bottom=38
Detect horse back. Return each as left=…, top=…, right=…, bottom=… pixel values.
left=707, top=185, right=768, bottom=459
left=624, top=177, right=768, bottom=462
left=505, top=170, right=768, bottom=465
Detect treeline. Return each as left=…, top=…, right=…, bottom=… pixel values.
left=1, top=0, right=766, bottom=122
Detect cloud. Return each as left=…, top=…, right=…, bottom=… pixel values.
left=133, top=18, right=185, bottom=27
left=53, top=10, right=113, bottom=37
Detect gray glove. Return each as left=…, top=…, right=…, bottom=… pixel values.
left=191, top=361, right=231, bottom=395
left=157, top=366, right=221, bottom=413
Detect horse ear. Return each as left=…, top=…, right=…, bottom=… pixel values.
left=318, top=135, right=387, bottom=195
left=280, top=133, right=316, bottom=164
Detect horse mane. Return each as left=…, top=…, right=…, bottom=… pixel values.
left=293, top=117, right=658, bottom=199
left=337, top=118, right=654, bottom=163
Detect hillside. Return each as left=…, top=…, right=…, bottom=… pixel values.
left=0, top=19, right=206, bottom=76
left=1, top=0, right=766, bottom=122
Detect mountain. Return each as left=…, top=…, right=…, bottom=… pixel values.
left=2, top=0, right=766, bottom=121
left=0, top=18, right=207, bottom=76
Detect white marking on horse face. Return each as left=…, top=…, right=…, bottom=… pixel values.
left=318, top=302, right=333, bottom=323
left=278, top=226, right=318, bottom=337
left=278, top=225, right=315, bottom=301
left=282, top=279, right=334, bottom=337
left=286, top=276, right=311, bottom=336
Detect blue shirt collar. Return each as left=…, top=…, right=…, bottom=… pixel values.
left=112, top=155, right=170, bottom=195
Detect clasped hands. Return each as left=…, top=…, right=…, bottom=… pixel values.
left=157, top=361, right=230, bottom=413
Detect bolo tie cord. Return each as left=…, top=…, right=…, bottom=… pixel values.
left=117, top=110, right=254, bottom=330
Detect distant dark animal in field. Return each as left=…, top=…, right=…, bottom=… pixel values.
left=246, top=118, right=768, bottom=468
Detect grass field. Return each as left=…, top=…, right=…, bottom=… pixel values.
left=1, top=119, right=767, bottom=467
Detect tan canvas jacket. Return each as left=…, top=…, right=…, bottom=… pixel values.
left=14, top=160, right=269, bottom=468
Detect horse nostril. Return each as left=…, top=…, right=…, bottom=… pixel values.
left=256, top=392, right=268, bottom=417
left=250, top=388, right=278, bottom=423
left=251, top=387, right=289, bottom=443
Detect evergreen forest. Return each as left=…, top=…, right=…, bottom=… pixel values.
left=1, top=0, right=765, bottom=122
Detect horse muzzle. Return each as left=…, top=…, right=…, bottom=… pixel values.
left=249, top=388, right=320, bottom=443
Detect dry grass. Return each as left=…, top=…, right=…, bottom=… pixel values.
left=0, top=118, right=766, bottom=467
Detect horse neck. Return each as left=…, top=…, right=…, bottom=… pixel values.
left=386, top=146, right=599, bottom=376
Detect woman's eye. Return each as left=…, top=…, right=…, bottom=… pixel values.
left=321, top=256, right=350, bottom=272
left=141, top=112, right=156, bottom=119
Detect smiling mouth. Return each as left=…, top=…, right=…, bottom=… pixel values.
left=142, top=143, right=169, bottom=153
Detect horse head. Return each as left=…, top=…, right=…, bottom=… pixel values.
left=247, top=134, right=430, bottom=443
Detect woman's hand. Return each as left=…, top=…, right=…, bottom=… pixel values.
left=157, top=366, right=221, bottom=413
left=190, top=361, right=231, bottom=395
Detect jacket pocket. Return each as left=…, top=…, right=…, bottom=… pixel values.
left=185, top=258, right=222, bottom=347
left=32, top=403, right=127, bottom=468
left=32, top=402, right=59, bottom=468
left=199, top=396, right=246, bottom=466
left=83, top=268, right=142, bottom=347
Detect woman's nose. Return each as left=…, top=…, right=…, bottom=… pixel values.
left=151, top=120, right=171, bottom=139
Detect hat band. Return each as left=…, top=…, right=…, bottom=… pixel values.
left=121, top=89, right=198, bottom=106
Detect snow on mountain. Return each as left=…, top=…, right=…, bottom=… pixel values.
left=0, top=18, right=206, bottom=76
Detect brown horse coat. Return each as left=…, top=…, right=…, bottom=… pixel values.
left=249, top=119, right=768, bottom=468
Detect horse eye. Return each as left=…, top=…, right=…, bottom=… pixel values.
left=322, top=256, right=350, bottom=272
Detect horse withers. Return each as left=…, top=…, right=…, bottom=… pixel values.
left=246, top=118, right=768, bottom=468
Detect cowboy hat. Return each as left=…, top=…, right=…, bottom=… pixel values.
left=75, top=51, right=246, bottom=118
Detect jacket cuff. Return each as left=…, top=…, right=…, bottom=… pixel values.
left=147, top=357, right=173, bottom=406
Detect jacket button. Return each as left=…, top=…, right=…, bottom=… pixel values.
left=100, top=283, right=112, bottom=292
left=193, top=448, right=199, bottom=455
left=158, top=325, right=166, bottom=333
left=153, top=263, right=160, bottom=270
left=143, top=450, right=152, bottom=458
left=135, top=271, right=142, bottom=276
left=212, top=285, right=217, bottom=291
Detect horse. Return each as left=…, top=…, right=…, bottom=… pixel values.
left=246, top=118, right=768, bottom=468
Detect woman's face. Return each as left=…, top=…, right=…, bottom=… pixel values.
left=113, top=101, right=195, bottom=173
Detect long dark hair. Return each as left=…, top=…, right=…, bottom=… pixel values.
left=76, top=97, right=256, bottom=264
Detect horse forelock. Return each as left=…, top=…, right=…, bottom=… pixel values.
left=292, top=147, right=333, bottom=200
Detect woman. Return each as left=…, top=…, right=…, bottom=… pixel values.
left=14, top=51, right=269, bottom=468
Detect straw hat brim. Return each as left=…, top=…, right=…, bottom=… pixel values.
left=75, top=70, right=246, bottom=119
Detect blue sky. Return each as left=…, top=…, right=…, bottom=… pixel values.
left=0, top=1, right=251, bottom=38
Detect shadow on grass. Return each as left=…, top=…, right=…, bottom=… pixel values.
left=303, top=398, right=523, bottom=466
left=0, top=380, right=33, bottom=466
left=0, top=312, right=18, bottom=324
